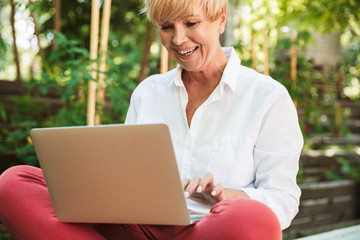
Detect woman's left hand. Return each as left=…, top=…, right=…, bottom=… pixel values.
left=182, top=172, right=249, bottom=206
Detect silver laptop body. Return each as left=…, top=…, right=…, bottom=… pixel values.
left=30, top=124, right=196, bottom=225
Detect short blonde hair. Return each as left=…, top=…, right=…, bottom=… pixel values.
left=143, top=0, right=227, bottom=25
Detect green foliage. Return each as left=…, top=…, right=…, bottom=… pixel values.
left=31, top=32, right=136, bottom=125
left=37, top=32, right=92, bottom=99
left=296, top=0, right=360, bottom=33
left=271, top=55, right=320, bottom=135
left=38, top=0, right=145, bottom=49
left=0, top=104, right=6, bottom=122
left=270, top=31, right=352, bottom=137
left=0, top=223, right=13, bottom=240
left=341, top=42, right=360, bottom=100
left=0, top=94, right=52, bottom=166
left=0, top=35, right=6, bottom=56
left=254, top=0, right=360, bottom=34
left=0, top=20, right=14, bottom=80
left=0, top=0, right=152, bottom=168
left=296, top=162, right=306, bottom=184
left=324, top=157, right=360, bottom=181
left=0, top=32, right=137, bottom=167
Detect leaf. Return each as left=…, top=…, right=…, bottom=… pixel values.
left=70, top=47, right=89, bottom=57
left=48, top=50, right=68, bottom=63
left=54, top=32, right=68, bottom=46
left=0, top=103, right=6, bottom=122
left=39, top=84, right=49, bottom=96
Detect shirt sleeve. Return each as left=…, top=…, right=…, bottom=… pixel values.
left=124, top=86, right=141, bottom=125
left=240, top=86, right=303, bottom=230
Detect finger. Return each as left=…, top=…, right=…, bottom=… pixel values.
left=181, top=178, right=190, bottom=189
left=211, top=183, right=223, bottom=197
left=197, top=172, right=214, bottom=193
left=184, top=177, right=201, bottom=198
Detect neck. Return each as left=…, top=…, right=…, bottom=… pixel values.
left=182, top=49, right=227, bottom=86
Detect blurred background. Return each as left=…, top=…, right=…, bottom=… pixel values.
left=0, top=0, right=359, bottom=239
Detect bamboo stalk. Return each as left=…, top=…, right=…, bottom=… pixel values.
left=95, top=0, right=112, bottom=125
left=160, top=45, right=168, bottom=73
left=263, top=28, right=269, bottom=75
left=87, top=0, right=100, bottom=126
left=290, top=31, right=297, bottom=88
left=290, top=31, right=298, bottom=108
left=251, top=32, right=257, bottom=70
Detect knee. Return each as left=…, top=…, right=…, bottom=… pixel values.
left=1, top=165, right=35, bottom=184
left=0, top=165, right=41, bottom=203
left=211, top=198, right=282, bottom=240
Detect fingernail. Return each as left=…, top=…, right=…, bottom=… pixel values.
left=196, top=186, right=202, bottom=192
left=211, top=190, right=217, bottom=196
left=184, top=191, right=189, bottom=198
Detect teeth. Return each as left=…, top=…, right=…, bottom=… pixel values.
left=178, top=47, right=197, bottom=56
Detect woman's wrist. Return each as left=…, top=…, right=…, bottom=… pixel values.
left=223, top=188, right=250, bottom=200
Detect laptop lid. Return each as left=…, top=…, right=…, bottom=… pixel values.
left=30, top=124, right=191, bottom=225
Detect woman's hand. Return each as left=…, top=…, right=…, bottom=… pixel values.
left=182, top=172, right=249, bottom=206
left=182, top=172, right=223, bottom=206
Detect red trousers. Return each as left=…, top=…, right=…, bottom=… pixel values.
left=0, top=166, right=281, bottom=240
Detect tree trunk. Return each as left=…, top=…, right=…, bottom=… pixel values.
left=139, top=21, right=155, bottom=82
left=29, top=0, right=45, bottom=69
left=10, top=0, right=21, bottom=83
left=53, top=0, right=61, bottom=50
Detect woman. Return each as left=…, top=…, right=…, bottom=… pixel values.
left=0, top=0, right=303, bottom=239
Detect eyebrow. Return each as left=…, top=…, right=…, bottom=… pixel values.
left=159, top=14, right=202, bottom=26
left=185, top=14, right=201, bottom=18
left=183, top=15, right=202, bottom=22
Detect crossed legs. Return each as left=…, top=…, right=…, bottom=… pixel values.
left=0, top=166, right=281, bottom=240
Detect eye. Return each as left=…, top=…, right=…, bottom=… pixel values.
left=160, top=25, right=173, bottom=31
left=186, top=22, right=198, bottom=27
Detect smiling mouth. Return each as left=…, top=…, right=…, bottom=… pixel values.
left=177, top=46, right=198, bottom=57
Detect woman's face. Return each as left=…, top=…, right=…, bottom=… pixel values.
left=158, top=8, right=226, bottom=73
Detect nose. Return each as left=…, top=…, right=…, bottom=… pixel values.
left=172, top=26, right=187, bottom=46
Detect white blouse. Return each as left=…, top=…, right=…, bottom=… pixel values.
left=125, top=47, right=303, bottom=229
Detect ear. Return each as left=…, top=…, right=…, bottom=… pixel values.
left=219, top=11, right=227, bottom=34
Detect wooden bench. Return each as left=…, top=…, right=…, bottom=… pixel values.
left=295, top=224, right=360, bottom=240
left=283, top=180, right=360, bottom=239
left=291, top=180, right=359, bottom=229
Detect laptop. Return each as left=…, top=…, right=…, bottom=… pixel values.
left=30, top=124, right=205, bottom=225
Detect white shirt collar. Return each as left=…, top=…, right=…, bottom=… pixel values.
left=172, top=47, right=241, bottom=93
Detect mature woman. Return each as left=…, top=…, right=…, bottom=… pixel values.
left=0, top=0, right=303, bottom=239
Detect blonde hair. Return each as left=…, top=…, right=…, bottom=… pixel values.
left=143, top=0, right=227, bottom=25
